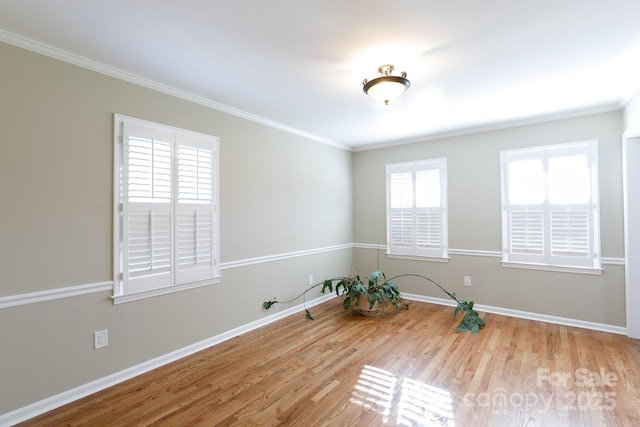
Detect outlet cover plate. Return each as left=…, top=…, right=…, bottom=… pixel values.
left=94, top=329, right=108, bottom=349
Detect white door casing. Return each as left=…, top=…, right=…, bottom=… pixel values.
left=623, top=135, right=640, bottom=338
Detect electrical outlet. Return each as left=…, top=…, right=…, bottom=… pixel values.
left=94, top=329, right=108, bottom=349
left=464, top=276, right=472, bottom=287
left=308, top=274, right=314, bottom=285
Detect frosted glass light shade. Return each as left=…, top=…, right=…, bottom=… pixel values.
left=362, top=65, right=410, bottom=105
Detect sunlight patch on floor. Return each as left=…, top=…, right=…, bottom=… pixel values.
left=351, top=365, right=397, bottom=422
left=398, top=377, right=454, bottom=426
left=350, top=365, right=454, bottom=426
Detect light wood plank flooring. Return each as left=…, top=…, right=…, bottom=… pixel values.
left=18, top=299, right=640, bottom=426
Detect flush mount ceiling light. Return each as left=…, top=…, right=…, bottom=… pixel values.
left=362, top=64, right=410, bottom=105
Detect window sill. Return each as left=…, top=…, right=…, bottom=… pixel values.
left=501, top=261, right=603, bottom=275
left=112, top=276, right=222, bottom=304
left=386, top=254, right=450, bottom=263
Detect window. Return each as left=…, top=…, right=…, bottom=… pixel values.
left=500, top=140, right=600, bottom=272
left=113, top=115, right=220, bottom=302
left=386, top=159, right=448, bottom=259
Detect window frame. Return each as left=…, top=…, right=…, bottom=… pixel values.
left=499, top=140, right=602, bottom=274
left=113, top=114, right=221, bottom=303
left=385, top=158, right=448, bottom=261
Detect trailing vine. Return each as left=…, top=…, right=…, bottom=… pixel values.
left=263, top=272, right=485, bottom=334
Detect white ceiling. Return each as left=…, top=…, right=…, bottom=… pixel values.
left=1, top=1, right=640, bottom=150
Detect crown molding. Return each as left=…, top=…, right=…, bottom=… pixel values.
left=0, top=29, right=348, bottom=151
left=353, top=104, right=623, bottom=152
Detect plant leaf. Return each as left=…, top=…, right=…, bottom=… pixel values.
left=453, top=304, right=462, bottom=318
left=370, top=270, right=382, bottom=282
left=472, top=322, right=479, bottom=335
left=263, top=300, right=275, bottom=310
left=321, top=279, right=334, bottom=294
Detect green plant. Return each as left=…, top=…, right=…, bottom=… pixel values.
left=388, top=274, right=486, bottom=335
left=322, top=270, right=408, bottom=314
left=263, top=271, right=485, bottom=334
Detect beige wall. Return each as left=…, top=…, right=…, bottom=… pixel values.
left=0, top=37, right=631, bottom=417
left=0, top=42, right=354, bottom=414
left=353, top=111, right=626, bottom=326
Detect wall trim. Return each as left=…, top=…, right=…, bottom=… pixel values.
left=602, top=257, right=625, bottom=266
left=403, top=293, right=627, bottom=335
left=0, top=293, right=335, bottom=426
left=353, top=104, right=623, bottom=152
left=0, top=29, right=347, bottom=151
left=448, top=248, right=502, bottom=258
left=1, top=245, right=623, bottom=310
left=356, top=244, right=625, bottom=265
left=501, top=261, right=604, bottom=276
left=0, top=281, right=113, bottom=310
left=0, top=245, right=353, bottom=310
left=353, top=243, right=385, bottom=250
left=219, top=243, right=353, bottom=270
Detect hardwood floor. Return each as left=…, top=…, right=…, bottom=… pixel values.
left=18, top=299, right=640, bottom=426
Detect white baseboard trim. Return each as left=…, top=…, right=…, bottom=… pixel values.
left=1, top=289, right=626, bottom=425
left=403, top=293, right=627, bottom=335
left=0, top=292, right=335, bottom=426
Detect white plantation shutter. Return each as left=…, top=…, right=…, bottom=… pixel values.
left=508, top=210, right=544, bottom=255
left=500, top=141, right=600, bottom=269
left=115, top=115, right=220, bottom=298
left=175, top=135, right=215, bottom=284
left=122, top=123, right=172, bottom=294
left=550, top=209, right=590, bottom=258
left=416, top=210, right=442, bottom=249
left=126, top=208, right=171, bottom=274
left=387, top=159, right=447, bottom=258
left=390, top=210, right=414, bottom=250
